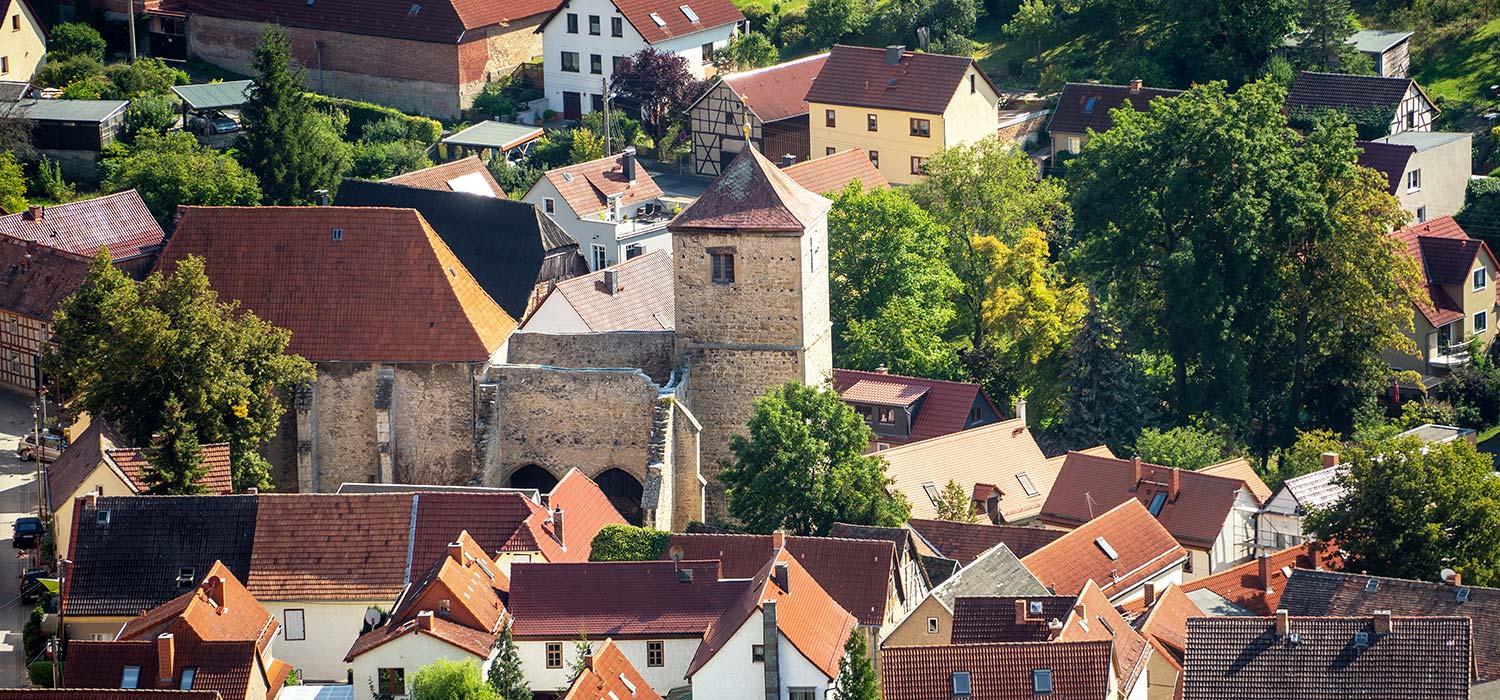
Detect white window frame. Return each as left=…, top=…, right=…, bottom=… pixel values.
left=1416, top=206, right=1427, bottom=223
left=284, top=608, right=306, bottom=641
left=1407, top=168, right=1421, bottom=192
left=592, top=244, right=608, bottom=270
left=543, top=197, right=555, bottom=214
left=1068, top=136, right=1081, bottom=154
left=927, top=617, right=939, bottom=634
left=1475, top=267, right=1487, bottom=292
left=1475, top=310, right=1488, bottom=335
left=122, top=667, right=141, bottom=689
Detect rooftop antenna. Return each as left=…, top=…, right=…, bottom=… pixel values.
left=1085, top=491, right=1096, bottom=520
left=669, top=544, right=685, bottom=572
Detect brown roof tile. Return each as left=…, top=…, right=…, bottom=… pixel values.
left=541, top=153, right=665, bottom=218
left=1356, top=140, right=1415, bottom=194
left=1046, top=82, right=1183, bottom=136
left=1134, top=584, right=1200, bottom=669
left=1196, top=458, right=1272, bottom=502
left=834, top=369, right=997, bottom=444
left=880, top=640, right=1114, bottom=700
left=1060, top=581, right=1151, bottom=690
left=804, top=45, right=997, bottom=115
left=950, top=595, right=1075, bottom=643
left=0, top=693, right=223, bottom=700
left=0, top=236, right=92, bottom=320
left=45, top=420, right=126, bottom=512
left=539, top=0, right=742, bottom=44
left=104, top=444, right=234, bottom=496
left=384, top=156, right=507, bottom=198
left=162, top=0, right=556, bottom=43
left=509, top=560, right=747, bottom=638
left=63, top=638, right=267, bottom=700
left=1389, top=216, right=1487, bottom=327
left=561, top=639, right=663, bottom=700
left=1286, top=71, right=1428, bottom=113
left=717, top=54, right=829, bottom=123
left=879, top=419, right=1057, bottom=523
left=669, top=147, right=831, bottom=233
left=1022, top=500, right=1188, bottom=599
left=906, top=519, right=1064, bottom=566
left=0, top=191, right=165, bottom=261
left=117, top=562, right=280, bottom=653
left=1179, top=544, right=1325, bottom=617
left=158, top=207, right=516, bottom=363
left=782, top=148, right=889, bottom=195
left=529, top=250, right=674, bottom=332
left=246, top=494, right=414, bottom=601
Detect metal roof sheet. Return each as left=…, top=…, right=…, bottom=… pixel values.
left=171, top=80, right=254, bottom=110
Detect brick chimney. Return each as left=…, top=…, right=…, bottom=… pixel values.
left=873, top=365, right=889, bottom=375
left=448, top=540, right=465, bottom=564
left=772, top=531, right=784, bottom=550
left=1445, top=571, right=1463, bottom=587
left=24, top=205, right=42, bottom=221
left=1373, top=610, right=1392, bottom=635
left=1128, top=78, right=1142, bottom=93
left=1169, top=467, right=1181, bottom=500
left=417, top=610, right=435, bottom=630
left=603, top=269, right=620, bottom=296
left=156, top=633, right=175, bottom=684
left=551, top=507, right=564, bottom=545
left=1014, top=599, right=1028, bottom=624
left=1131, top=457, right=1142, bottom=486
left=1275, top=609, right=1289, bottom=636
left=1142, top=583, right=1157, bottom=607
left=772, top=561, right=790, bottom=592
left=1258, top=554, right=1274, bottom=593
left=1321, top=452, right=1339, bottom=468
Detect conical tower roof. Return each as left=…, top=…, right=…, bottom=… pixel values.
left=669, top=146, right=832, bottom=233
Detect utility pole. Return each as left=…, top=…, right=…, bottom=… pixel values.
left=127, top=0, right=137, bottom=62
left=602, top=76, right=612, bottom=155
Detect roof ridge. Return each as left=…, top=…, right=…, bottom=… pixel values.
left=723, top=52, right=829, bottom=80
left=878, top=417, right=1027, bottom=455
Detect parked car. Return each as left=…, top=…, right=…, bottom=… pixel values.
left=187, top=110, right=241, bottom=135
left=19, top=567, right=47, bottom=602
left=13, top=517, right=43, bottom=549
left=16, top=432, right=64, bottom=462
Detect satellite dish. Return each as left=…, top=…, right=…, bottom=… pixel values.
left=364, top=607, right=384, bottom=628
left=1440, top=568, right=1457, bottom=583
left=669, top=545, right=685, bottom=564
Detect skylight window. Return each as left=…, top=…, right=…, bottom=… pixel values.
left=1354, top=631, right=1370, bottom=647
left=1365, top=579, right=1379, bottom=592
left=180, top=668, right=197, bottom=690
left=122, top=667, right=141, bottom=689
left=1083, top=97, right=1097, bottom=113
left=951, top=671, right=972, bottom=697
left=1148, top=490, right=1168, bottom=516
left=1457, top=587, right=1471, bottom=603
left=680, top=5, right=699, bottom=22
left=1029, top=600, right=1044, bottom=614
left=922, top=482, right=942, bottom=508
left=649, top=12, right=666, bottom=26
left=408, top=3, right=420, bottom=13
left=1016, top=472, right=1039, bottom=497
left=1033, top=669, right=1053, bottom=694
left=619, top=675, right=637, bottom=694
left=1095, top=537, right=1119, bottom=560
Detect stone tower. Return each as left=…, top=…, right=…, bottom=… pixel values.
left=668, top=146, right=834, bottom=515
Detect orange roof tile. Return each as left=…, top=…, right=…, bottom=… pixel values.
left=118, top=562, right=280, bottom=653
left=882, top=420, right=1058, bottom=523
left=158, top=207, right=516, bottom=363
left=561, top=639, right=663, bottom=700
left=384, top=156, right=507, bottom=198
left=1197, top=458, right=1272, bottom=502
left=1179, top=544, right=1327, bottom=616
left=105, top=444, right=234, bottom=496
left=1134, top=584, right=1200, bottom=670
left=783, top=149, right=889, bottom=195
left=542, top=153, right=664, bottom=218
left=524, top=469, right=629, bottom=561
left=64, top=638, right=269, bottom=700
left=834, top=368, right=999, bottom=445
left=0, top=190, right=165, bottom=260
left=1058, top=581, right=1151, bottom=689
left=1390, top=216, right=1491, bottom=327
left=344, top=612, right=498, bottom=660
left=1021, top=500, right=1188, bottom=599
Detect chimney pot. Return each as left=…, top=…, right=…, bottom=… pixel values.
left=1142, top=582, right=1157, bottom=607
left=24, top=205, right=41, bottom=221
left=1014, top=397, right=1027, bottom=425
left=780, top=154, right=796, bottom=168
left=885, top=45, right=903, bottom=65
left=1275, top=609, right=1290, bottom=636
left=1014, top=598, right=1028, bottom=624
left=603, top=269, right=620, bottom=296
left=156, top=633, right=175, bottom=683
left=448, top=540, right=464, bottom=563
left=1373, top=609, right=1392, bottom=635
left=873, top=365, right=889, bottom=375
left=622, top=147, right=637, bottom=184
left=1128, top=78, right=1142, bottom=93
left=1321, top=452, right=1339, bottom=468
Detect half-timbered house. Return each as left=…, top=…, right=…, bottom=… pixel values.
left=1286, top=71, right=1438, bottom=136
left=687, top=53, right=827, bottom=177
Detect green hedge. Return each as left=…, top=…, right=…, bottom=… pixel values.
left=306, top=94, right=443, bottom=145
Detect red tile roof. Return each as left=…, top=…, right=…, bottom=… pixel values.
left=526, top=469, right=629, bottom=561
left=906, top=519, right=1064, bottom=566
left=161, top=0, right=557, bottom=44
left=1179, top=544, right=1325, bottom=616
left=538, top=0, right=742, bottom=44
left=688, top=549, right=856, bottom=679
left=834, top=369, right=999, bottom=445
left=665, top=532, right=897, bottom=626
left=0, top=236, right=92, bottom=320
left=118, top=562, right=280, bottom=653
left=540, top=152, right=665, bottom=218
left=528, top=250, right=674, bottom=332
left=1389, top=216, right=1487, bottom=327
left=783, top=149, right=889, bottom=195
left=246, top=494, right=415, bottom=601
left=670, top=147, right=831, bottom=233
left=718, top=53, right=828, bottom=123
left=880, top=640, right=1114, bottom=700
left=804, top=45, right=999, bottom=115
left=509, top=560, right=747, bottom=638
left=105, top=444, right=234, bottom=496
left=0, top=191, right=165, bottom=261
left=1040, top=452, right=1258, bottom=549
left=0, top=693, right=222, bottom=700
left=384, top=156, right=507, bottom=199
left=346, top=611, right=498, bottom=659
left=1133, top=584, right=1199, bottom=670
left=880, top=420, right=1058, bottom=523
left=1046, top=82, right=1184, bottom=136
left=1059, top=581, right=1151, bottom=690
left=1196, top=458, right=1272, bottom=502
left=561, top=639, right=663, bottom=700
left=1022, top=500, right=1188, bottom=599
left=63, top=638, right=272, bottom=700
left=159, top=207, right=516, bottom=363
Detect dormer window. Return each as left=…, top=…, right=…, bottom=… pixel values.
left=878, top=407, right=896, bottom=424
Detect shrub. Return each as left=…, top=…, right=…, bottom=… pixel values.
left=588, top=524, right=671, bottom=561
left=350, top=140, right=433, bottom=179
left=34, top=55, right=103, bottom=90
left=27, top=662, right=54, bottom=688
left=125, top=95, right=178, bottom=140
left=1135, top=425, right=1231, bottom=471
left=50, top=22, right=106, bottom=61
left=472, top=80, right=518, bottom=120
left=305, top=93, right=442, bottom=144
left=361, top=115, right=413, bottom=144
left=103, top=58, right=188, bottom=99
left=31, top=158, right=73, bottom=201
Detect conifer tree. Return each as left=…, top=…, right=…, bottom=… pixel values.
left=834, top=632, right=880, bottom=700
left=237, top=24, right=350, bottom=205
left=486, top=623, right=530, bottom=700
left=144, top=395, right=209, bottom=495
left=1058, top=301, right=1153, bottom=454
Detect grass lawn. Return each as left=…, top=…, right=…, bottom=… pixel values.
left=1412, top=16, right=1500, bottom=104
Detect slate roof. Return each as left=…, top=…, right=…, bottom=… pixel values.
left=1390, top=216, right=1490, bottom=327
left=1046, top=82, right=1184, bottom=135
left=950, top=595, right=1075, bottom=643
left=1279, top=569, right=1500, bottom=683
left=537, top=0, right=742, bottom=44
left=1180, top=545, right=1327, bottom=617
left=878, top=419, right=1058, bottom=523
left=117, top=561, right=280, bottom=653
left=665, top=532, right=897, bottom=626
left=1040, top=452, right=1260, bottom=549
left=538, top=152, right=665, bottom=218
left=45, top=420, right=127, bottom=512
left=804, top=45, right=998, bottom=115
left=561, top=638, right=663, bottom=700
left=1286, top=71, right=1429, bottom=113
left=334, top=180, right=588, bottom=321
left=159, top=206, right=518, bottom=362
left=906, top=518, right=1065, bottom=566
left=104, top=443, right=234, bottom=496
left=716, top=53, right=829, bottom=123
left=1022, top=499, right=1189, bottom=599
left=384, top=156, right=507, bottom=198
left=157, top=0, right=557, bottom=44
left=1357, top=140, right=1416, bottom=193
left=834, top=368, right=998, bottom=444
left=880, top=640, right=1114, bottom=700
left=783, top=148, right=889, bottom=194
left=926, top=544, right=1049, bottom=611
left=1182, top=615, right=1472, bottom=700
left=525, top=250, right=674, bottom=332
left=509, top=560, right=747, bottom=638
left=0, top=191, right=165, bottom=261
left=0, top=236, right=92, bottom=321
left=670, top=146, right=831, bottom=233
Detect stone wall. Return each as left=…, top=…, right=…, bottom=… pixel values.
left=389, top=362, right=481, bottom=485
left=674, top=230, right=813, bottom=349
left=506, top=331, right=677, bottom=384
left=457, top=19, right=546, bottom=106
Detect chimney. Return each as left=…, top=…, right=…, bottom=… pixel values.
left=24, top=205, right=42, bottom=221
left=1275, top=609, right=1289, bottom=636
left=1321, top=452, right=1339, bottom=468
left=1142, top=582, right=1157, bottom=608
left=603, top=269, right=620, bottom=296
left=1258, top=554, right=1274, bottom=593
left=1446, top=572, right=1463, bottom=587
left=314, top=189, right=330, bottom=206
left=1373, top=610, right=1392, bottom=635
left=873, top=365, right=889, bottom=375
left=417, top=610, right=435, bottom=630
left=1014, top=599, right=1028, bottom=624
left=1014, top=397, right=1027, bottom=425
left=1169, top=467, right=1181, bottom=500
left=1131, top=457, right=1142, bottom=486
left=156, top=633, right=175, bottom=684
left=762, top=599, right=780, bottom=700
left=1128, top=78, right=1142, bottom=93
left=246, top=487, right=258, bottom=495
left=448, top=540, right=465, bottom=563
left=773, top=561, right=790, bottom=592
left=885, top=45, right=903, bottom=65
left=583, top=646, right=595, bottom=670
left=551, top=507, right=564, bottom=545
left=780, top=154, right=796, bottom=168
left=622, top=147, right=637, bottom=184
left=772, top=531, right=784, bottom=550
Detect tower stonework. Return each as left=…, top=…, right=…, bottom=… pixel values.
left=669, top=147, right=834, bottom=516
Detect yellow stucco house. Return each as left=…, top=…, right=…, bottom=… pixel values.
left=1388, top=216, right=1500, bottom=393
left=0, top=0, right=46, bottom=83
left=805, top=45, right=1002, bottom=185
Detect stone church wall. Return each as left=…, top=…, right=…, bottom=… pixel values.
left=506, top=331, right=677, bottom=384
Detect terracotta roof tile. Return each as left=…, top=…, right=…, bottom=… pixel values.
left=384, top=156, right=507, bottom=198
left=1286, top=71, right=1426, bottom=113
left=0, top=693, right=222, bottom=700
left=1389, top=217, right=1487, bottom=327
left=344, top=611, right=498, bottom=660
left=880, top=640, right=1114, bottom=700
left=1182, top=615, right=1472, bottom=700
left=45, top=420, right=126, bottom=512
left=0, top=190, right=165, bottom=260
left=906, top=519, right=1064, bottom=566
left=118, top=562, right=280, bottom=653
left=246, top=494, right=414, bottom=601
left=1022, top=500, right=1188, bottom=599
left=158, top=207, right=516, bottom=363
left=542, top=153, right=665, bottom=218
left=665, top=532, right=896, bottom=625
left=161, top=0, right=556, bottom=43
left=950, top=595, right=1075, bottom=643
left=879, top=420, right=1057, bottom=523
left=670, top=147, right=831, bottom=233
left=717, top=54, right=828, bottom=123
left=64, top=638, right=267, bottom=700
left=561, top=639, right=663, bottom=700
left=805, top=45, right=998, bottom=115
left=528, top=469, right=629, bottom=561
left=1356, top=140, right=1415, bottom=194
left=0, top=236, right=92, bottom=320
left=1180, top=544, right=1325, bottom=617
left=1060, top=581, right=1151, bottom=689
left=1046, top=82, right=1183, bottom=136
left=104, top=444, right=234, bottom=496
left=542, top=0, right=742, bottom=44
left=782, top=148, right=888, bottom=195
left=1196, top=458, right=1272, bottom=502
left=529, top=250, right=674, bottom=332
left=1134, top=584, right=1200, bottom=669
left=1040, top=452, right=1257, bottom=549
left=509, top=560, right=746, bottom=638
left=834, top=369, right=999, bottom=445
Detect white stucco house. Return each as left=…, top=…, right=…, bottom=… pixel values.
left=535, top=0, right=742, bottom=119
left=522, top=149, right=677, bottom=270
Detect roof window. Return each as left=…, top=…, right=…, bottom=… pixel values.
left=1457, top=587, right=1471, bottom=603
left=408, top=3, right=420, bottom=13
left=180, top=668, right=197, bottom=690
left=1354, top=631, right=1370, bottom=647
left=1148, top=490, right=1168, bottom=516
left=619, top=675, right=636, bottom=694
left=122, top=667, right=141, bottom=689
left=176, top=567, right=196, bottom=590
left=1016, top=472, right=1039, bottom=497
left=97, top=510, right=110, bottom=524
left=1033, top=669, right=1053, bottom=694
left=562, top=172, right=575, bottom=182
left=951, top=671, right=971, bottom=697
left=649, top=12, right=666, bottom=26
left=1083, top=97, right=1096, bottom=113
left=1028, top=600, right=1044, bottom=614
left=1094, top=537, right=1119, bottom=560
left=680, top=5, right=699, bottom=22
left=922, top=482, right=941, bottom=508
left=331, top=228, right=344, bottom=241
left=1364, top=579, right=1379, bottom=592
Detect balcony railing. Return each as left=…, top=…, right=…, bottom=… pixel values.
left=1432, top=338, right=1474, bottom=370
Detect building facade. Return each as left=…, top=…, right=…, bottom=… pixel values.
left=688, top=54, right=827, bottom=177
left=0, top=0, right=46, bottom=83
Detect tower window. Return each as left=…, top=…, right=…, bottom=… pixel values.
left=711, top=251, right=735, bottom=284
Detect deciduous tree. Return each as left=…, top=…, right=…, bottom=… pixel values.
left=1267, top=428, right=1343, bottom=491
left=611, top=49, right=705, bottom=134
left=1135, top=426, right=1229, bottom=471
left=588, top=524, right=671, bottom=561
left=410, top=659, right=500, bottom=700
left=103, top=132, right=262, bottom=225
left=0, top=152, right=25, bottom=214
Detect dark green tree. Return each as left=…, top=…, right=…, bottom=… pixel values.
left=588, top=524, right=672, bottom=561
left=143, top=395, right=209, bottom=495
left=723, top=382, right=910, bottom=535
left=48, top=22, right=105, bottom=60
left=238, top=24, right=351, bottom=205
left=834, top=631, right=880, bottom=700
left=1058, top=301, right=1154, bottom=454
left=1307, top=437, right=1500, bottom=587
left=805, top=0, right=870, bottom=47
left=1297, top=0, right=1359, bottom=72
left=1156, top=0, right=1299, bottom=85
left=1267, top=428, right=1343, bottom=490
left=103, top=132, right=262, bottom=225
left=486, top=624, right=530, bottom=700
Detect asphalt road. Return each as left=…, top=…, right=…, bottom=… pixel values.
left=0, top=391, right=44, bottom=688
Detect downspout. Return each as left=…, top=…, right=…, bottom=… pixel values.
left=314, top=40, right=324, bottom=94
